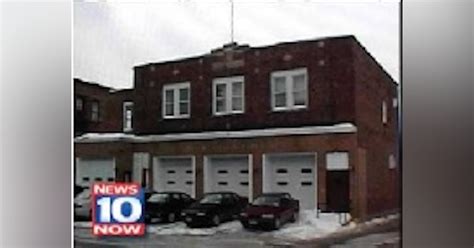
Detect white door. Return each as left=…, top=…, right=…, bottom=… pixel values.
left=133, top=153, right=150, bottom=187
left=263, top=153, right=317, bottom=209
left=76, top=158, right=115, bottom=187
left=204, top=155, right=250, bottom=198
left=154, top=157, right=194, bottom=196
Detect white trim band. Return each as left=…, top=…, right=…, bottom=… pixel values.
left=75, top=123, right=357, bottom=143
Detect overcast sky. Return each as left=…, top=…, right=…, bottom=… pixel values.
left=74, top=0, right=400, bottom=89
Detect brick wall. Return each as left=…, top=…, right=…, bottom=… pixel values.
left=133, top=36, right=356, bottom=134
left=74, top=79, right=133, bottom=134
left=352, top=39, right=400, bottom=217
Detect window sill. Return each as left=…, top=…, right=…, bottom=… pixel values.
left=212, top=111, right=245, bottom=117
left=271, top=106, right=308, bottom=112
left=162, top=115, right=190, bottom=120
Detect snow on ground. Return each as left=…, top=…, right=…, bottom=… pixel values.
left=271, top=210, right=344, bottom=241
left=147, top=221, right=242, bottom=236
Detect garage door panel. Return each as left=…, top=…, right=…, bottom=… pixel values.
left=154, top=157, right=194, bottom=196
left=264, top=154, right=316, bottom=209
left=205, top=156, right=250, bottom=197
left=76, top=158, right=115, bottom=187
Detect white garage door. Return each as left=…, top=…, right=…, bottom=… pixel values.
left=263, top=153, right=317, bottom=209
left=76, top=158, right=116, bottom=187
left=154, top=157, right=194, bottom=197
left=204, top=155, right=250, bottom=198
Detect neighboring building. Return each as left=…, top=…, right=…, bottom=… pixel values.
left=74, top=35, right=399, bottom=220
left=74, top=78, right=134, bottom=136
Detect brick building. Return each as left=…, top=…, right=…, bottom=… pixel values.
left=74, top=35, right=399, bottom=220
left=74, top=78, right=133, bottom=136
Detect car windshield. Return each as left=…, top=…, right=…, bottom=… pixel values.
left=199, top=194, right=223, bottom=204
left=75, top=189, right=90, bottom=200
left=252, top=196, right=281, bottom=207
left=147, top=194, right=170, bottom=203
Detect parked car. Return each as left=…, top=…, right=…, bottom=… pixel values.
left=144, top=192, right=195, bottom=223
left=181, top=192, right=248, bottom=227
left=74, top=188, right=91, bottom=221
left=74, top=185, right=86, bottom=198
left=239, top=193, right=299, bottom=230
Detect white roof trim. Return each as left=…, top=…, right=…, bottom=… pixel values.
left=74, top=123, right=357, bottom=143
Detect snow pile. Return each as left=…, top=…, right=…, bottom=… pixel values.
left=147, top=221, right=242, bottom=236
left=272, top=210, right=343, bottom=241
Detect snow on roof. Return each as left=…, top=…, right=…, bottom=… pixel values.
left=74, top=123, right=357, bottom=143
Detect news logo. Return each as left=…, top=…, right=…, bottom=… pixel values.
left=92, top=182, right=145, bottom=236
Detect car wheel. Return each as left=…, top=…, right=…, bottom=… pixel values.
left=168, top=213, right=176, bottom=223
left=273, top=218, right=281, bottom=230
left=290, top=212, right=297, bottom=223
left=212, top=215, right=220, bottom=226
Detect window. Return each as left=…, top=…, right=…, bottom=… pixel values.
left=277, top=182, right=288, bottom=186
left=167, top=170, right=176, bottom=174
left=91, top=101, right=99, bottom=122
left=185, top=181, right=193, bottom=185
left=218, top=182, right=228, bottom=186
left=186, top=170, right=192, bottom=174
left=167, top=181, right=175, bottom=185
left=326, top=152, right=349, bottom=170
left=162, top=82, right=190, bottom=119
left=240, top=182, right=249, bottom=186
left=382, top=100, right=388, bottom=124
left=301, top=181, right=312, bottom=186
left=301, top=168, right=312, bottom=174
left=217, top=170, right=228, bottom=174
left=212, top=76, right=244, bottom=115
left=240, top=169, right=249, bottom=174
left=389, top=154, right=396, bottom=169
left=75, top=97, right=83, bottom=111
left=123, top=101, right=133, bottom=132
left=276, top=168, right=288, bottom=174
left=271, top=68, right=308, bottom=111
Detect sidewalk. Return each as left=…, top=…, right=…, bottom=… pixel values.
left=296, top=213, right=400, bottom=248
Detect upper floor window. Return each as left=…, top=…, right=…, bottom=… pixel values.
left=212, top=76, right=244, bottom=115
left=91, top=101, right=99, bottom=122
left=123, top=101, right=133, bottom=132
left=75, top=97, right=83, bottom=111
left=270, top=68, right=308, bottom=111
left=162, top=82, right=190, bottom=119
left=389, top=154, right=396, bottom=169
left=382, top=100, right=388, bottom=124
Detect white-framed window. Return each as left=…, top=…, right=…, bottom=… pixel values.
left=212, top=76, right=244, bottom=115
left=162, top=82, right=190, bottom=119
left=270, top=68, right=308, bottom=111
left=382, top=100, right=388, bottom=124
left=91, top=101, right=99, bottom=122
left=123, top=101, right=133, bottom=132
left=75, top=97, right=83, bottom=111
left=389, top=154, right=396, bottom=169
left=326, top=152, right=349, bottom=170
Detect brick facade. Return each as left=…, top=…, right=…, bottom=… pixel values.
left=74, top=35, right=399, bottom=220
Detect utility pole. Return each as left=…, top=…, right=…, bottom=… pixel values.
left=230, top=0, right=234, bottom=43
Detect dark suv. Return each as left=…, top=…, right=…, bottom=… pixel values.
left=181, top=192, right=248, bottom=227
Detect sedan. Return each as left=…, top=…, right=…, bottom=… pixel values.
left=181, top=192, right=248, bottom=228
left=239, top=193, right=299, bottom=230
left=144, top=192, right=195, bottom=223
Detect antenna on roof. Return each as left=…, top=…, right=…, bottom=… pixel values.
left=230, top=0, right=234, bottom=43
